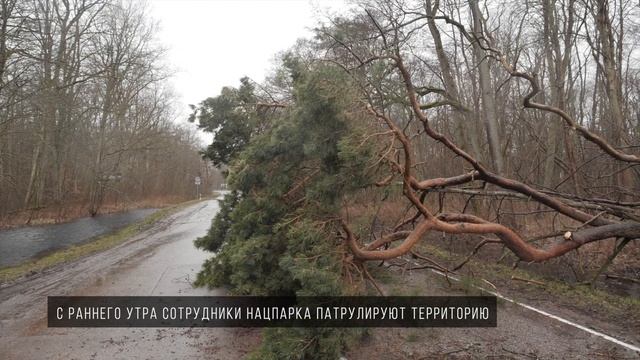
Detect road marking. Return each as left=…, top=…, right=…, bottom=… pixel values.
left=422, top=266, right=640, bottom=353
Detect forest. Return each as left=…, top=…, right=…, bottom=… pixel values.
left=0, top=0, right=214, bottom=225
left=190, top=0, right=640, bottom=358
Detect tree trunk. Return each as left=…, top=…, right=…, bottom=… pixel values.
left=470, top=0, right=504, bottom=174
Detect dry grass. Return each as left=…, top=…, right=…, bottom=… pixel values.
left=0, top=195, right=192, bottom=230
left=346, top=191, right=639, bottom=287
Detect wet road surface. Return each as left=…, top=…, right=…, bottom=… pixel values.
left=348, top=266, right=640, bottom=359
left=0, top=208, right=158, bottom=268
left=1, top=198, right=638, bottom=359
left=0, top=199, right=259, bottom=359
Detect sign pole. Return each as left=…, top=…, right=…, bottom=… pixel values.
left=194, top=176, right=202, bottom=200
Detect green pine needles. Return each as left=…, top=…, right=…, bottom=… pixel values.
left=194, top=61, right=376, bottom=359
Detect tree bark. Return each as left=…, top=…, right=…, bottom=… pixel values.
left=470, top=0, right=504, bottom=174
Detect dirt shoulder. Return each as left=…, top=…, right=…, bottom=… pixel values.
left=347, top=241, right=640, bottom=359
left=413, top=241, right=640, bottom=338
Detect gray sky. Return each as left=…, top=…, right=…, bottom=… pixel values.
left=148, top=0, right=349, bottom=141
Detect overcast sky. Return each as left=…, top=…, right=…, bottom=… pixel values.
left=147, top=0, right=350, bottom=141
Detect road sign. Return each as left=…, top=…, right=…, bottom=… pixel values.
left=195, top=176, right=201, bottom=185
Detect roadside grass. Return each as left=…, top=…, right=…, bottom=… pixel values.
left=414, top=242, right=640, bottom=320
left=0, top=198, right=207, bottom=284
left=405, top=331, right=421, bottom=342
left=0, top=195, right=198, bottom=230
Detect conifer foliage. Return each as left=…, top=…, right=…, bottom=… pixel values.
left=193, top=61, right=374, bottom=358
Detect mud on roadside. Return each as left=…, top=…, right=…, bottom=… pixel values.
left=346, top=243, right=640, bottom=359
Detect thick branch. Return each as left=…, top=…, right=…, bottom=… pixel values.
left=392, top=52, right=615, bottom=227
left=511, top=71, right=640, bottom=163
left=342, top=218, right=432, bottom=260
left=411, top=171, right=479, bottom=190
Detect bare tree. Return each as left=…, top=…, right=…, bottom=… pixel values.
left=0, top=0, right=213, bottom=222
left=313, top=0, right=640, bottom=273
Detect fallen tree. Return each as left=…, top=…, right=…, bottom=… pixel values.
left=327, top=1, right=639, bottom=272
left=193, top=1, right=640, bottom=358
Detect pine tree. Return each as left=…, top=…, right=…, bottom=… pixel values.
left=194, top=60, right=376, bottom=359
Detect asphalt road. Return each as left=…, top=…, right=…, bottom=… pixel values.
left=0, top=199, right=258, bottom=360
left=1, top=198, right=638, bottom=359
left=349, top=268, right=640, bottom=359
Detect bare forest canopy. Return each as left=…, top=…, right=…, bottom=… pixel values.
left=191, top=1, right=640, bottom=358
left=0, top=0, right=218, bottom=220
